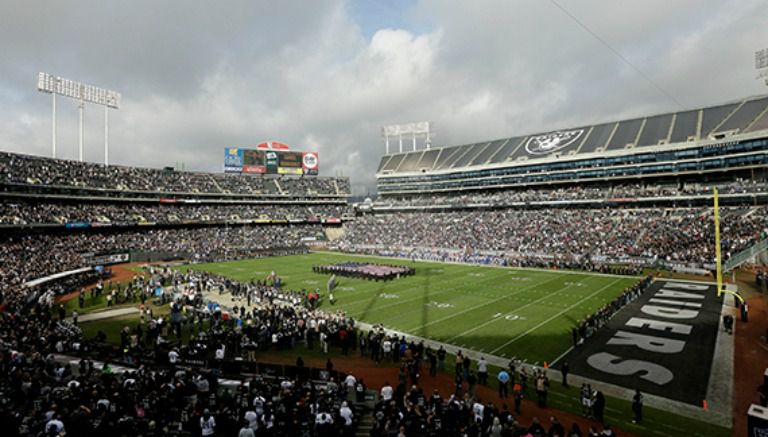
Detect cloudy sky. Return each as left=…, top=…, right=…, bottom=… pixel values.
left=1, top=0, right=767, bottom=195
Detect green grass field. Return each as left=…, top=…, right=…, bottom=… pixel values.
left=181, top=251, right=637, bottom=364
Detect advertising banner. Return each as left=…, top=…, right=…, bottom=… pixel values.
left=83, top=252, right=130, bottom=266
left=302, top=152, right=319, bottom=175
left=223, top=148, right=244, bottom=173
left=265, top=150, right=279, bottom=174
left=257, top=141, right=290, bottom=150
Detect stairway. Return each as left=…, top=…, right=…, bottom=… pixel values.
left=354, top=391, right=377, bottom=437
left=208, top=175, right=225, bottom=193
left=273, top=178, right=284, bottom=195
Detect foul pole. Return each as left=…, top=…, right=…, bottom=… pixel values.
left=714, top=188, right=723, bottom=296
left=714, top=188, right=745, bottom=303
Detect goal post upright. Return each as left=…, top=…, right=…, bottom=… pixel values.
left=714, top=187, right=723, bottom=297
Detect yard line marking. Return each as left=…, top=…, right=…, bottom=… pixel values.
left=549, top=346, right=574, bottom=367
left=444, top=275, right=606, bottom=343
left=385, top=276, right=578, bottom=329
left=338, top=267, right=544, bottom=310
left=408, top=273, right=581, bottom=331
left=347, top=270, right=559, bottom=321
left=489, top=278, right=623, bottom=354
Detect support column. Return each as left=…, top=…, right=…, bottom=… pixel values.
left=51, top=93, right=57, bottom=158
left=104, top=106, right=109, bottom=166
left=78, top=98, right=84, bottom=162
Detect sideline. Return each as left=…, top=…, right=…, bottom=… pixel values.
left=72, top=307, right=139, bottom=323
left=310, top=250, right=641, bottom=280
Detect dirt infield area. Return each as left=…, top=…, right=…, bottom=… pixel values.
left=54, top=263, right=143, bottom=304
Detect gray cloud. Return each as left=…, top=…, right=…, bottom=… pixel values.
left=0, top=0, right=766, bottom=195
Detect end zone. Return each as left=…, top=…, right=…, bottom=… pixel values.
left=558, top=279, right=725, bottom=407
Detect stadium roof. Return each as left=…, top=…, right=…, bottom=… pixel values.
left=378, top=94, right=768, bottom=176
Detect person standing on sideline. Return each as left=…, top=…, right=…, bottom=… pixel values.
left=513, top=384, right=523, bottom=416
left=497, top=369, right=510, bottom=398
left=632, top=389, right=643, bottom=423
left=437, top=346, right=446, bottom=372
left=477, top=357, right=488, bottom=385
left=561, top=361, right=570, bottom=388
left=593, top=390, right=605, bottom=423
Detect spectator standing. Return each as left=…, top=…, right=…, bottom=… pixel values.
left=201, top=409, right=216, bottom=436
left=498, top=369, right=510, bottom=399
left=632, top=389, right=643, bottom=423
left=478, top=356, right=488, bottom=385
left=562, top=361, right=570, bottom=388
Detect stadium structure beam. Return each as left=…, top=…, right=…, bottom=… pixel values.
left=51, top=93, right=56, bottom=158
left=78, top=97, right=84, bottom=161
left=37, top=72, right=120, bottom=165
left=104, top=105, right=109, bottom=166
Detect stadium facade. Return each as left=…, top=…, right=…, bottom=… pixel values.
left=376, top=95, right=768, bottom=198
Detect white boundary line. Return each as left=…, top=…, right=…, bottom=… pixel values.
left=411, top=273, right=573, bottom=331
left=489, top=278, right=623, bottom=354
left=445, top=275, right=611, bottom=343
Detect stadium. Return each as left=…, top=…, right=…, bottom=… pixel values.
left=1, top=2, right=767, bottom=437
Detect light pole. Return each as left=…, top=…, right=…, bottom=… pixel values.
left=37, top=72, right=121, bottom=165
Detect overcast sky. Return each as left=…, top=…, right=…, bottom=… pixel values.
left=1, top=0, right=767, bottom=195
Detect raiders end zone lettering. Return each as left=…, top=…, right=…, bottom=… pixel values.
left=557, top=280, right=722, bottom=405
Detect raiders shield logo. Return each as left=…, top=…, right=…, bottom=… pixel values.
left=525, top=129, right=584, bottom=155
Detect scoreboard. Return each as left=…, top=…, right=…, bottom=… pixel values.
left=277, top=152, right=303, bottom=175
left=224, top=147, right=319, bottom=175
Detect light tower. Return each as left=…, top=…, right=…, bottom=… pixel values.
left=37, top=72, right=121, bottom=165
left=382, top=122, right=433, bottom=154
left=756, top=48, right=768, bottom=85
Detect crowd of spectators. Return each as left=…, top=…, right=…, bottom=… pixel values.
left=0, top=201, right=350, bottom=225
left=373, top=179, right=768, bottom=209
left=0, top=255, right=628, bottom=437
left=0, top=274, right=363, bottom=436
left=572, top=276, right=654, bottom=346
left=0, top=225, right=322, bottom=299
left=339, top=207, right=767, bottom=267
left=0, top=151, right=350, bottom=196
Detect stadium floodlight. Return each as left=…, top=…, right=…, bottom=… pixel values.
left=756, top=48, right=768, bottom=86
left=381, top=121, right=433, bottom=154
left=756, top=48, right=768, bottom=70
left=37, top=72, right=121, bottom=164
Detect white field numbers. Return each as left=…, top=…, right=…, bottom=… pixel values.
left=426, top=301, right=454, bottom=309
left=493, top=312, right=527, bottom=321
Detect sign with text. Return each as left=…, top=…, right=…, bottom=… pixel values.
left=556, top=280, right=722, bottom=405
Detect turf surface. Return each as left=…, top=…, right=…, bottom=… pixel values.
left=181, top=252, right=637, bottom=364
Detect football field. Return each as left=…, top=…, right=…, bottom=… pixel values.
left=184, top=252, right=637, bottom=364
